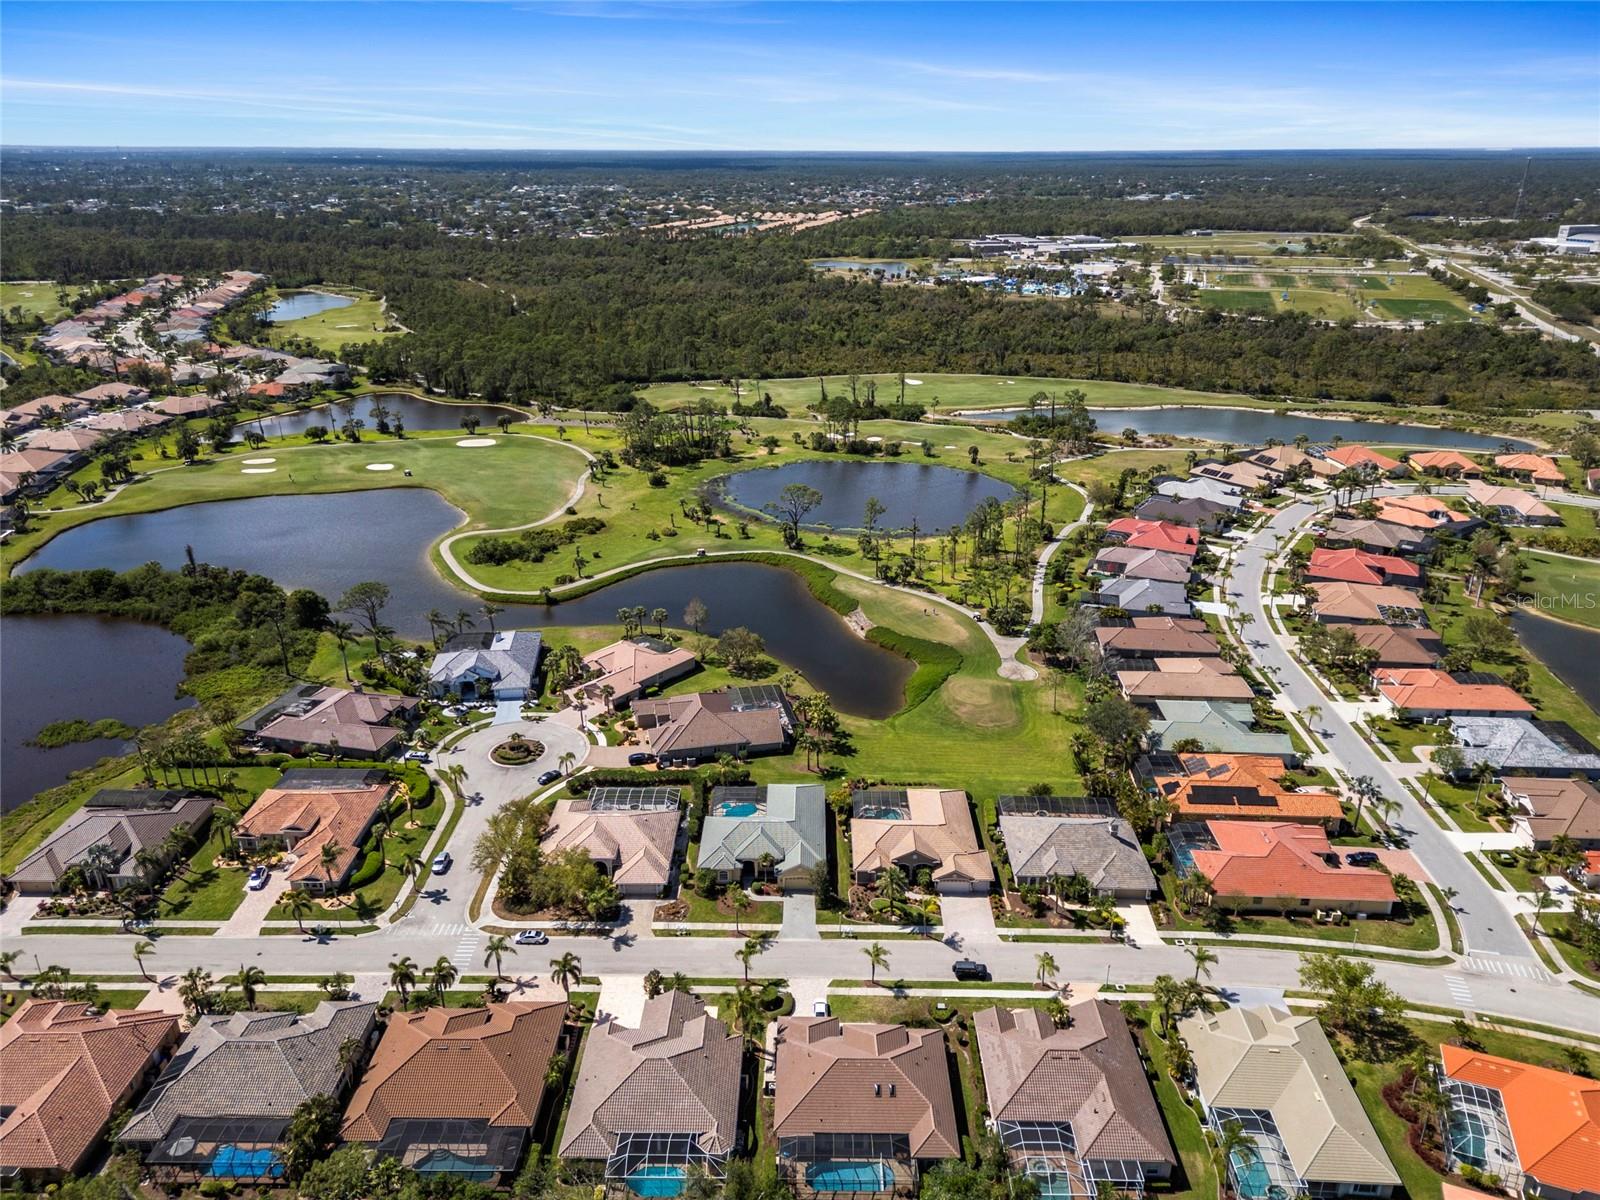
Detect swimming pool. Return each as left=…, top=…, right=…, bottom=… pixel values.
left=1229, top=1153, right=1278, bottom=1200
left=625, top=1165, right=687, bottom=1197
left=855, top=806, right=904, bottom=821
left=717, top=801, right=759, bottom=817
left=208, top=1146, right=283, bottom=1179
left=806, top=1161, right=893, bottom=1192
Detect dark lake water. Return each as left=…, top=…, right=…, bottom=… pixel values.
left=1, top=615, right=194, bottom=813
left=719, top=460, right=1014, bottom=534
left=244, top=393, right=520, bottom=439
left=18, top=491, right=911, bottom=720
left=811, top=259, right=911, bottom=277
left=1510, top=609, right=1600, bottom=718
left=265, top=291, right=356, bottom=322
left=962, top=405, right=1533, bottom=451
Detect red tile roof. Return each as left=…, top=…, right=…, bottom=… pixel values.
left=1374, top=668, right=1534, bottom=716
left=1188, top=821, right=1397, bottom=906
left=1104, top=518, right=1200, bottom=556
left=1306, top=547, right=1422, bottom=587
left=1493, top=453, right=1565, bottom=484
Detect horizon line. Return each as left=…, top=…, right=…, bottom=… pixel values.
left=4, top=144, right=1598, bottom=155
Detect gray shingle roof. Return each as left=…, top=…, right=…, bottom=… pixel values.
left=120, top=1001, right=377, bottom=1146
left=1147, top=699, right=1295, bottom=757
left=698, top=784, right=827, bottom=875
left=7, top=797, right=213, bottom=890
left=429, top=630, right=543, bottom=695
left=998, top=815, right=1156, bottom=893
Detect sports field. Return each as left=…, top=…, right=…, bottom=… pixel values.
left=1192, top=268, right=1473, bottom=323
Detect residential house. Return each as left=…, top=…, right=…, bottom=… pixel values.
left=1248, top=445, right=1341, bottom=479
left=1118, top=660, right=1255, bottom=703
left=342, top=1002, right=567, bottom=1186
left=1406, top=450, right=1482, bottom=478
left=1095, top=622, right=1219, bottom=661
left=26, top=427, right=108, bottom=459
left=1373, top=494, right=1477, bottom=534
left=1493, top=453, right=1566, bottom=486
left=850, top=787, right=993, bottom=894
left=428, top=630, right=544, bottom=701
left=566, top=636, right=698, bottom=710
left=1439, top=1046, right=1600, bottom=1200
left=1465, top=481, right=1560, bottom=525
left=1, top=395, right=90, bottom=434
left=997, top=808, right=1157, bottom=898
left=1581, top=851, right=1600, bottom=889
left=0, top=1001, right=181, bottom=1183
left=6, top=790, right=213, bottom=895
left=1179, top=1006, right=1400, bottom=1198
left=559, top=991, right=742, bottom=1185
left=1318, top=518, right=1433, bottom=556
left=121, top=1001, right=378, bottom=1182
left=74, top=382, right=150, bottom=406
left=1448, top=718, right=1600, bottom=780
left=1500, top=777, right=1600, bottom=849
left=1145, top=699, right=1296, bottom=758
left=1156, top=476, right=1249, bottom=510
left=81, top=407, right=170, bottom=434
left=699, top=784, right=827, bottom=891
left=1349, top=626, right=1444, bottom=668
left=0, top=447, right=75, bottom=500
left=240, top=683, right=418, bottom=758
left=1304, top=547, right=1422, bottom=589
left=774, top=1017, right=959, bottom=1194
left=1103, top=517, right=1201, bottom=553
left=630, top=685, right=793, bottom=765
left=1194, top=459, right=1279, bottom=492
left=1373, top=667, right=1534, bottom=720
left=544, top=787, right=681, bottom=897
left=1088, top=546, right=1193, bottom=583
left=1146, top=753, right=1344, bottom=826
left=1309, top=582, right=1427, bottom=626
left=148, top=395, right=225, bottom=418
left=1186, top=821, right=1397, bottom=915
left=1087, top=577, right=1193, bottom=618
left=1133, top=495, right=1233, bottom=531
left=234, top=769, right=395, bottom=895
left=974, top=1002, right=1175, bottom=1195
left=1588, top=467, right=1600, bottom=493
left=1323, top=445, right=1407, bottom=477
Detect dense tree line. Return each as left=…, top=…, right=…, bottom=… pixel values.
left=1533, top=279, right=1600, bottom=324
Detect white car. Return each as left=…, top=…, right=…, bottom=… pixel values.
left=431, top=852, right=452, bottom=875
left=514, top=930, right=549, bottom=946
left=812, top=999, right=830, bottom=1017
left=402, top=750, right=431, bottom=763
left=246, top=866, right=270, bottom=891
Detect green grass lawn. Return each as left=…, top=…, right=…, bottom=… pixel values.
left=676, top=890, right=784, bottom=925
left=1369, top=717, right=1443, bottom=763
left=1536, top=913, right=1600, bottom=982
left=1518, top=552, right=1600, bottom=632
left=4, top=430, right=589, bottom=572
left=1197, top=288, right=1276, bottom=312
left=1156, top=874, right=1440, bottom=951
left=158, top=824, right=248, bottom=922
left=260, top=288, right=401, bottom=352
left=1417, top=777, right=1499, bottom=833
left=1, top=280, right=84, bottom=322
left=1138, top=1018, right=1218, bottom=1200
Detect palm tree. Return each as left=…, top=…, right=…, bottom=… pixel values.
left=863, top=941, right=890, bottom=984
left=389, top=956, right=419, bottom=1009
left=286, top=889, right=317, bottom=934
left=483, top=934, right=515, bottom=980
left=338, top=1036, right=364, bottom=1083
left=229, top=964, right=268, bottom=1010
left=132, top=940, right=156, bottom=983
left=736, top=936, right=766, bottom=983
left=481, top=601, right=504, bottom=633
left=213, top=808, right=238, bottom=856
left=319, top=840, right=343, bottom=889
left=430, top=956, right=458, bottom=1000
left=400, top=852, right=424, bottom=886
left=1216, top=1120, right=1259, bottom=1191
left=179, top=967, right=214, bottom=1020
left=558, top=750, right=578, bottom=776
left=728, top=889, right=753, bottom=933
left=1531, top=888, right=1554, bottom=935
left=1187, top=944, right=1217, bottom=983
left=550, top=952, right=582, bottom=992
left=369, top=821, right=389, bottom=869
left=0, top=950, right=21, bottom=982
left=1035, top=951, right=1059, bottom=990
left=328, top=620, right=357, bottom=681
left=878, top=865, right=907, bottom=903
left=728, top=985, right=766, bottom=1051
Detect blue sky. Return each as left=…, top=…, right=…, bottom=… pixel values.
left=2, top=1, right=1595, bottom=149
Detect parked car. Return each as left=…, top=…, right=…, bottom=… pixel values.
left=246, top=866, right=270, bottom=891
left=402, top=750, right=431, bottom=763
left=812, top=999, right=830, bottom=1017
left=514, top=930, right=549, bottom=946
left=1345, top=850, right=1380, bottom=866
left=952, top=959, right=989, bottom=981
left=627, top=752, right=655, bottom=767
left=431, top=852, right=452, bottom=875
left=537, top=769, right=561, bottom=786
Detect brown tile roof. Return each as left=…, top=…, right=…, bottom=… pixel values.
left=1095, top=625, right=1219, bottom=657
left=255, top=685, right=413, bottom=754
left=1310, top=581, right=1428, bottom=623
left=149, top=395, right=225, bottom=417
left=559, top=991, right=742, bottom=1161
left=974, top=1002, right=1175, bottom=1166
left=545, top=798, right=679, bottom=891
left=1118, top=668, right=1254, bottom=701
left=237, top=780, right=392, bottom=884
left=1466, top=481, right=1558, bottom=519
left=1350, top=625, right=1444, bottom=666
left=342, top=1002, right=566, bottom=1142
left=1153, top=754, right=1343, bottom=823
left=1189, top=821, right=1397, bottom=906
left=1089, top=546, right=1193, bottom=583
left=28, top=427, right=108, bottom=454
left=1501, top=777, right=1600, bottom=844
left=1374, top=668, right=1534, bottom=716
left=631, top=689, right=790, bottom=758
left=0, top=1000, right=180, bottom=1174
left=568, top=638, right=698, bottom=706
left=0, top=447, right=73, bottom=475
left=850, top=789, right=994, bottom=888
left=774, top=1018, right=959, bottom=1160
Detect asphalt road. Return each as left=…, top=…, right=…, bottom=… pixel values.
left=1230, top=500, right=1532, bottom=958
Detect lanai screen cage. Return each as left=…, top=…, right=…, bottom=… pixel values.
left=1208, top=1109, right=1303, bottom=1200
left=1440, top=1075, right=1522, bottom=1191
left=997, top=1121, right=1150, bottom=1198
left=373, top=1117, right=528, bottom=1182
left=606, top=1131, right=727, bottom=1181
left=144, top=1116, right=290, bottom=1181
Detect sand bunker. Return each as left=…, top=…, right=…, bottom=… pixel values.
left=905, top=378, right=923, bottom=385
left=456, top=437, right=497, bottom=447
left=241, top=457, right=276, bottom=465
left=241, top=467, right=277, bottom=474
left=365, top=463, right=396, bottom=471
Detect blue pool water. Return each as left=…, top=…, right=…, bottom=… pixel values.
left=857, top=806, right=905, bottom=821
left=1229, top=1152, right=1273, bottom=1200
left=718, top=802, right=759, bottom=817
left=626, top=1165, right=687, bottom=1197
left=806, top=1162, right=893, bottom=1192
left=209, top=1146, right=283, bottom=1178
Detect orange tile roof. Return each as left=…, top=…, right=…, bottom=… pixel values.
left=1440, top=1045, right=1600, bottom=1195
left=1407, top=450, right=1482, bottom=475
left=1374, top=668, right=1533, bottom=716
left=1188, top=821, right=1397, bottom=905
left=0, top=1000, right=180, bottom=1174
left=1493, top=453, right=1565, bottom=483
left=1153, top=754, right=1343, bottom=823
left=238, top=781, right=393, bottom=884
left=1307, top=548, right=1422, bottom=587
left=1104, top=518, right=1200, bottom=555
left=1373, top=495, right=1472, bottom=530
left=1325, top=445, right=1403, bottom=472
left=342, top=1002, right=566, bottom=1143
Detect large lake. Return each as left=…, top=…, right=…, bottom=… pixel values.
left=961, top=405, right=1533, bottom=451
left=265, top=291, right=356, bottom=322
left=1510, top=609, right=1600, bottom=719
left=1, top=615, right=194, bottom=813
left=17, top=490, right=912, bottom=716
left=719, top=459, right=1015, bottom=533
left=244, top=393, right=520, bottom=439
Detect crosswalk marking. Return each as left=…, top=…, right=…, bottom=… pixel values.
left=1444, top=975, right=1474, bottom=1008
left=1462, top=955, right=1550, bottom=982
left=412, top=922, right=469, bottom=937
left=451, top=933, right=482, bottom=971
